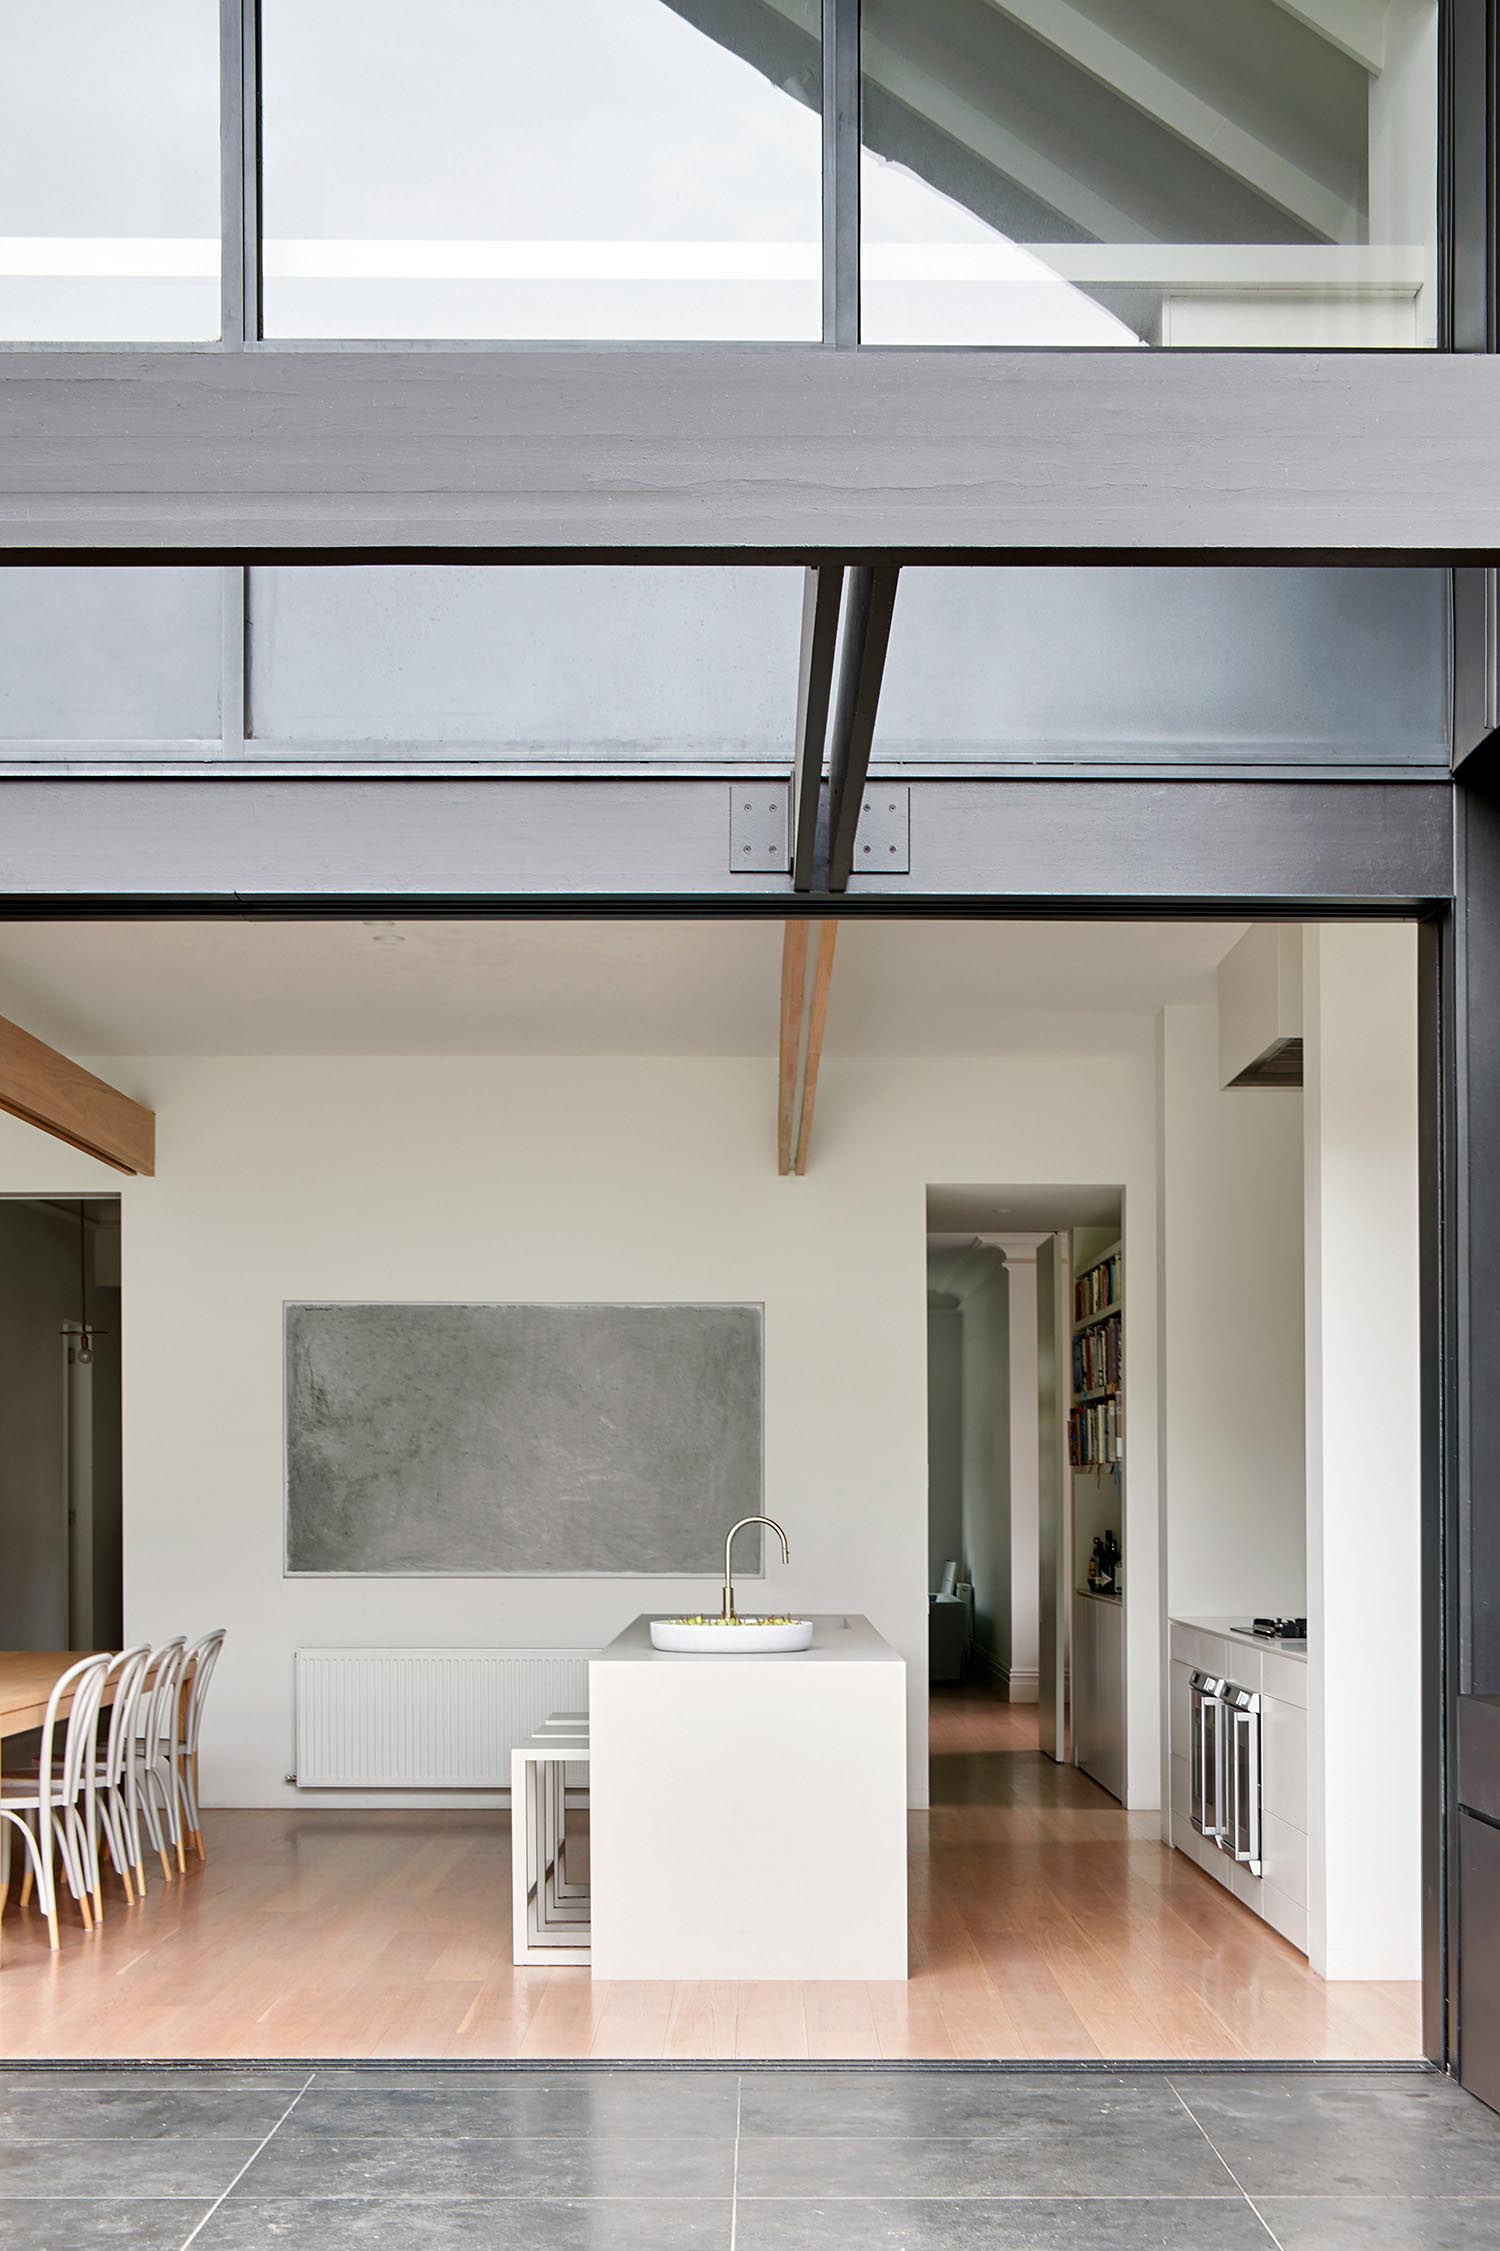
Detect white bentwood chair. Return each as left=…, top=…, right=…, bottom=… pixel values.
left=134, top=1638, right=189, bottom=1883
left=176, top=1629, right=226, bottom=1861
left=92, top=1644, right=152, bottom=1910
left=0, top=1652, right=113, bottom=1949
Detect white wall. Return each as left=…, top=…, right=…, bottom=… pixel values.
left=0, top=1046, right=1164, bottom=1813
left=959, top=1264, right=1010, bottom=1676
left=1304, top=924, right=1422, bottom=1980
left=1157, top=1003, right=1307, bottom=1624
left=925, top=1301, right=964, bottom=1586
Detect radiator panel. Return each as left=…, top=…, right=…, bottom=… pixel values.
left=294, top=1647, right=590, bottom=1788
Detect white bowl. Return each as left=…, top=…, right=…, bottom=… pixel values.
left=649, top=1617, right=815, bottom=1654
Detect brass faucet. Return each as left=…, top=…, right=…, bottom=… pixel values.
left=721, top=1516, right=790, bottom=1622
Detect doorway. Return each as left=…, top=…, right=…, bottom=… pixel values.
left=0, top=1196, right=122, bottom=1651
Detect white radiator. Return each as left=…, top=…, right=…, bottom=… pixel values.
left=293, top=1646, right=591, bottom=1789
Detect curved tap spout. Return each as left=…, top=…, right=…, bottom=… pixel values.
left=722, top=1516, right=790, bottom=1622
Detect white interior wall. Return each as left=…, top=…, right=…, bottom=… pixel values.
left=0, top=1046, right=1163, bottom=1812
left=925, top=1301, right=964, bottom=1586
left=959, top=1263, right=1010, bottom=1679
left=995, top=1240, right=1041, bottom=1702
left=1157, top=1003, right=1307, bottom=1621
left=1304, top=924, right=1422, bottom=1981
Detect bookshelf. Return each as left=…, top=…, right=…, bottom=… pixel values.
left=1070, top=1234, right=1126, bottom=1802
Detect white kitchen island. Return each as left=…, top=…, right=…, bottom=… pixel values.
left=587, top=1613, right=908, bottom=1981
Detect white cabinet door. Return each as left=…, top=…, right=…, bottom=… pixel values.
left=1074, top=1595, right=1125, bottom=1803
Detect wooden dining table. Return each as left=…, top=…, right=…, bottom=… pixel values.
left=0, top=1651, right=117, bottom=1797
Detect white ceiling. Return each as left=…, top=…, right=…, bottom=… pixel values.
left=0, top=917, right=1245, bottom=1060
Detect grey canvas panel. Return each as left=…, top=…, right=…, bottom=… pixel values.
left=284, top=1303, right=763, bottom=1575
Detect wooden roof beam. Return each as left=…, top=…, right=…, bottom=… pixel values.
left=0, top=1013, right=155, bottom=1175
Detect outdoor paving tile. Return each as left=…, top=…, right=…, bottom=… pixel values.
left=286, top=2074, right=738, bottom=2138
left=0, top=2085, right=296, bottom=2141
left=0, top=2071, right=307, bottom=2094
left=0, top=2140, right=263, bottom=2202
left=197, top=2196, right=733, bottom=2247
left=1175, top=2072, right=1500, bottom=2198
left=234, top=2131, right=736, bottom=2201
left=738, top=2070, right=1184, bottom=2141
left=0, top=2205, right=213, bottom=2250
left=734, top=2125, right=1232, bottom=2202
left=733, top=2197, right=1272, bottom=2249
left=1257, top=2195, right=1500, bottom=2250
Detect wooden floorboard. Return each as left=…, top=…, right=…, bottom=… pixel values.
left=0, top=1688, right=1421, bottom=2060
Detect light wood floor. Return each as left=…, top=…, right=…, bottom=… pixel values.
left=0, top=1689, right=1421, bottom=2061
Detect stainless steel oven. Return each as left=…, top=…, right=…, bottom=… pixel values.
left=1189, top=1670, right=1262, bottom=1877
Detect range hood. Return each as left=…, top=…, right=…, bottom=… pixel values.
left=1218, top=927, right=1303, bottom=1090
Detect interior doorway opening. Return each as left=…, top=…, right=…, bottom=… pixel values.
left=0, top=1196, right=122, bottom=1653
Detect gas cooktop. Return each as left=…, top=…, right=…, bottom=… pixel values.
left=1236, top=1616, right=1308, bottom=1642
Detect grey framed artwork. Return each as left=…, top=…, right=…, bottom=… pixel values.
left=284, top=1302, right=764, bottom=1576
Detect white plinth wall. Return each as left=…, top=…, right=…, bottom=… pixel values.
left=587, top=1614, right=908, bottom=1981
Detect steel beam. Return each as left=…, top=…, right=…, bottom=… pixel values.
left=791, top=564, right=843, bottom=892
left=5, top=351, right=1500, bottom=559
left=826, top=566, right=899, bottom=892
left=0, top=773, right=1447, bottom=911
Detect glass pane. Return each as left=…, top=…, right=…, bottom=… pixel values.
left=261, top=0, right=822, bottom=340
left=0, top=569, right=221, bottom=746
left=0, top=0, right=220, bottom=342
left=873, top=568, right=1448, bottom=765
left=861, top=0, right=1437, bottom=348
left=249, top=566, right=803, bottom=759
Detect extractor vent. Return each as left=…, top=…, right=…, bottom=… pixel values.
left=1227, top=1036, right=1304, bottom=1089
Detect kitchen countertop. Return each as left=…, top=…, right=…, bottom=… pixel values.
left=1172, top=1615, right=1308, bottom=1663
left=595, top=1612, right=900, bottom=1664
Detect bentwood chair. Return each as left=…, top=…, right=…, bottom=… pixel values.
left=176, top=1629, right=226, bottom=1861
left=0, top=1652, right=113, bottom=1948
left=92, top=1644, right=152, bottom=1909
left=134, top=1638, right=189, bottom=1883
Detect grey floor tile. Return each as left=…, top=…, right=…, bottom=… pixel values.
left=286, top=2074, right=738, bottom=2138
left=233, top=2132, right=736, bottom=2202
left=0, top=2141, right=263, bottom=2202
left=1257, top=2195, right=1500, bottom=2250
left=197, top=2197, right=733, bottom=2247
left=735, top=2127, right=1233, bottom=2202
left=1175, top=2072, right=1500, bottom=2198
left=739, top=2071, right=1185, bottom=2141
left=734, top=2198, right=1273, bottom=2249
left=0, top=2072, right=307, bottom=2095
left=0, top=2206, right=213, bottom=2250
left=0, top=2086, right=297, bottom=2141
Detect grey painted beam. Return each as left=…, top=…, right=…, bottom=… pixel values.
left=791, top=564, right=843, bottom=892
left=0, top=775, right=1453, bottom=907
left=826, top=566, right=899, bottom=892
left=3, top=351, right=1500, bottom=559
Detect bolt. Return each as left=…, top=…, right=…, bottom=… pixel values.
left=889, top=844, right=897, bottom=854
left=743, top=844, right=752, bottom=856
left=863, top=843, right=872, bottom=855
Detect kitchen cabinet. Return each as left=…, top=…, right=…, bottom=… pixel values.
left=1168, top=1617, right=1309, bottom=1956
left=1073, top=1590, right=1126, bottom=1802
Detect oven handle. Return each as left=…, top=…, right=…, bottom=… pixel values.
left=1231, top=1701, right=1263, bottom=1870
left=1197, top=1684, right=1225, bottom=1842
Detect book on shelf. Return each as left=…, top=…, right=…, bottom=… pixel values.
left=1068, top=1397, right=1123, bottom=1467
left=1074, top=1250, right=1121, bottom=1323
left=1072, top=1317, right=1121, bottom=1397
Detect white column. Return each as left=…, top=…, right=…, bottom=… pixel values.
left=985, top=1236, right=1041, bottom=1702
left=1304, top=923, right=1422, bottom=1980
